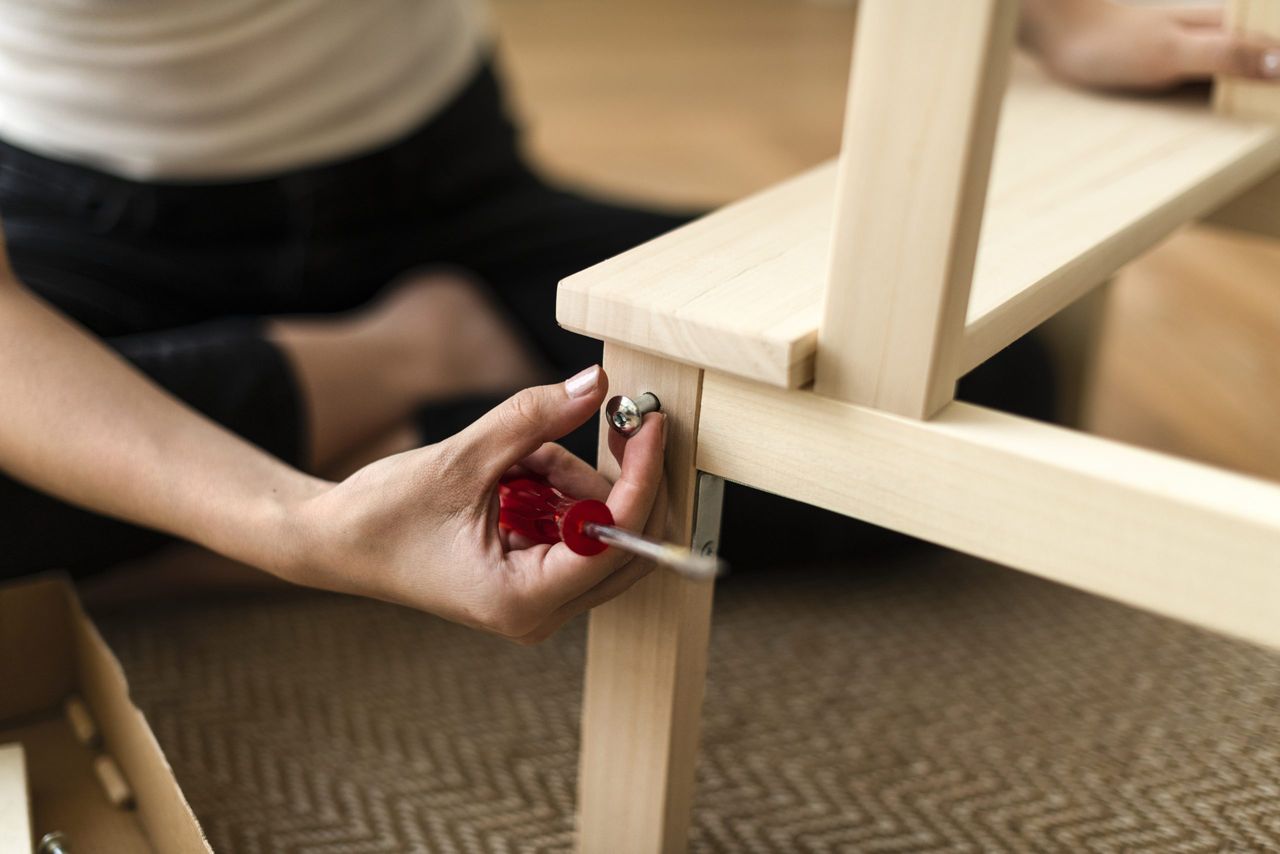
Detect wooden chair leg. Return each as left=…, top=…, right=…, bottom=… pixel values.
left=576, top=344, right=712, bottom=854
left=1037, top=280, right=1111, bottom=428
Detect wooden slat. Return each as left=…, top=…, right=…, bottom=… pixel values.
left=557, top=163, right=832, bottom=388
left=1206, top=0, right=1280, bottom=237
left=814, top=0, right=1015, bottom=417
left=696, top=372, right=1280, bottom=649
left=1036, top=281, right=1109, bottom=428
left=1215, top=0, right=1280, bottom=120
left=960, top=69, right=1280, bottom=373
left=577, top=345, right=712, bottom=853
left=557, top=59, right=1280, bottom=386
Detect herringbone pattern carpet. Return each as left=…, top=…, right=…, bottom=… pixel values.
left=97, top=552, right=1280, bottom=853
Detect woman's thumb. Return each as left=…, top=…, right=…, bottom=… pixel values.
left=453, top=365, right=606, bottom=480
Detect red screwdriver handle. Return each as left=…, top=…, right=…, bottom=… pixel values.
left=497, top=476, right=614, bottom=556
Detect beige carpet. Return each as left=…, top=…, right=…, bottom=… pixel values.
left=97, top=551, right=1280, bottom=853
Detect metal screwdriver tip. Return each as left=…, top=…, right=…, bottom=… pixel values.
left=583, top=522, right=726, bottom=582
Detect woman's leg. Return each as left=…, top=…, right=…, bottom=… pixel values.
left=269, top=270, right=543, bottom=472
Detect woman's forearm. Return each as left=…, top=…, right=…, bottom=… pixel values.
left=0, top=271, right=326, bottom=574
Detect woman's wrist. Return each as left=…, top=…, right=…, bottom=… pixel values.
left=202, top=466, right=333, bottom=583
left=270, top=473, right=334, bottom=582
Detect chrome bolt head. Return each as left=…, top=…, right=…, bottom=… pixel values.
left=605, top=392, right=662, bottom=437
left=39, top=832, right=70, bottom=854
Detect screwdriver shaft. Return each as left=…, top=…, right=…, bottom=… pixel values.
left=583, top=522, right=724, bottom=582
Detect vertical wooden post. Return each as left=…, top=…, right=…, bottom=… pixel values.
left=1204, top=3, right=1280, bottom=236
left=1037, top=281, right=1111, bottom=429
left=813, top=0, right=1018, bottom=418
left=577, top=344, right=712, bottom=854
left=1215, top=0, right=1280, bottom=119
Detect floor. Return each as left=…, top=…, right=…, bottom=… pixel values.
left=100, top=553, right=1280, bottom=852
left=491, top=0, right=1280, bottom=483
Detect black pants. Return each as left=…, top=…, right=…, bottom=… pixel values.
left=0, top=63, right=1054, bottom=577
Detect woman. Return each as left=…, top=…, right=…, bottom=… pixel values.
left=0, top=0, right=1274, bottom=636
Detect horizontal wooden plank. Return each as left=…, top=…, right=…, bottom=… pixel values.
left=557, top=59, right=1280, bottom=386
left=557, top=164, right=831, bottom=388
left=696, top=371, right=1280, bottom=649
left=961, top=64, right=1280, bottom=373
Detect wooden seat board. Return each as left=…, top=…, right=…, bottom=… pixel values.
left=557, top=59, right=1280, bottom=386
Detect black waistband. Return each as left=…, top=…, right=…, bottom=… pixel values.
left=0, top=60, right=524, bottom=239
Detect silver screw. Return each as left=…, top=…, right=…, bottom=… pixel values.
left=39, top=832, right=70, bottom=854
left=605, top=392, right=662, bottom=437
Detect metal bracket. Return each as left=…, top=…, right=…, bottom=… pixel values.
left=691, top=473, right=725, bottom=562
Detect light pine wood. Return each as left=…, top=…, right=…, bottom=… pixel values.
left=813, top=0, right=1016, bottom=417
left=959, top=77, right=1280, bottom=374
left=557, top=60, right=1280, bottom=389
left=557, top=163, right=831, bottom=387
left=0, top=743, right=32, bottom=854
left=697, top=372, right=1280, bottom=649
left=1207, top=2, right=1280, bottom=236
left=1036, top=281, right=1110, bottom=428
left=577, top=345, right=712, bottom=854
left=1215, top=0, right=1280, bottom=120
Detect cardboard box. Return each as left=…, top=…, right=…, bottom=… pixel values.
left=0, top=575, right=209, bottom=853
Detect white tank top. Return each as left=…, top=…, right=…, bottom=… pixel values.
left=0, top=0, right=486, bottom=181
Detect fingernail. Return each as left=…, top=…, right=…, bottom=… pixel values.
left=1263, top=49, right=1280, bottom=78
left=565, top=364, right=601, bottom=398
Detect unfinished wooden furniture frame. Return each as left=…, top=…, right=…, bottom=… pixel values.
left=560, top=1, right=1280, bottom=850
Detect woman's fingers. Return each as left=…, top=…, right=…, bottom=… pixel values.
left=515, top=442, right=612, bottom=502
left=508, top=411, right=666, bottom=611
left=452, top=365, right=608, bottom=482
left=517, top=452, right=672, bottom=643
left=601, top=412, right=665, bottom=533
left=1176, top=29, right=1280, bottom=82
left=515, top=555, right=656, bottom=644
left=496, top=445, right=609, bottom=551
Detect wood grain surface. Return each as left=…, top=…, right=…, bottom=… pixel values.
left=577, top=345, right=712, bottom=853
left=697, top=371, right=1280, bottom=649
left=556, top=59, right=1280, bottom=391
left=815, top=0, right=1017, bottom=416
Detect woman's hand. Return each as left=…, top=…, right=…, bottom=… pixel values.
left=286, top=365, right=668, bottom=643
left=1021, top=0, right=1280, bottom=92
